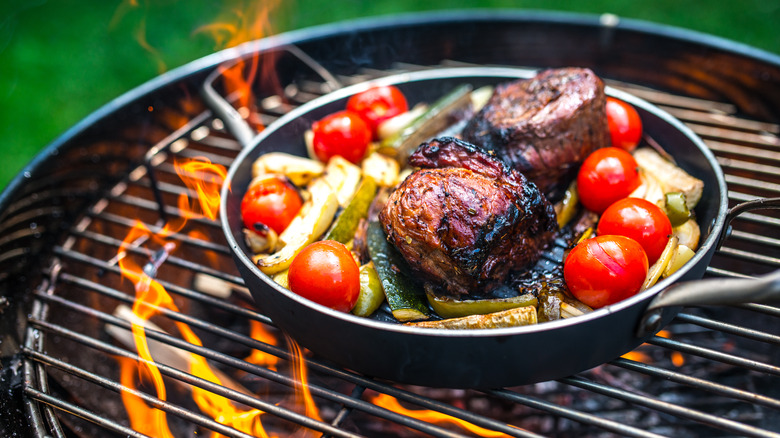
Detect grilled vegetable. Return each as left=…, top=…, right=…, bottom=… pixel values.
left=554, top=182, right=579, bottom=228
left=664, top=192, right=692, bottom=226
left=426, top=291, right=537, bottom=319
left=254, top=177, right=339, bottom=275
left=352, top=263, right=385, bottom=317
left=673, top=219, right=701, bottom=250
left=361, top=152, right=400, bottom=187
left=633, top=147, right=703, bottom=209
left=641, top=235, right=679, bottom=290
left=251, top=152, right=325, bottom=186
left=379, top=84, right=473, bottom=163
left=406, top=306, right=537, bottom=329
left=366, top=221, right=430, bottom=321
left=324, top=176, right=378, bottom=243
left=322, top=156, right=362, bottom=206
left=663, top=244, right=696, bottom=278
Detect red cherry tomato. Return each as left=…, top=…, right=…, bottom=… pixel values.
left=287, top=240, right=360, bottom=312
left=241, top=177, right=302, bottom=234
left=577, top=147, right=641, bottom=213
left=564, top=235, right=649, bottom=309
left=311, top=110, right=371, bottom=164
left=597, top=197, right=672, bottom=265
left=347, top=85, right=408, bottom=138
left=606, top=97, right=643, bottom=151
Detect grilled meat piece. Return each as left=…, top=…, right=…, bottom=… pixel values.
left=462, top=67, right=610, bottom=201
left=379, top=137, right=557, bottom=297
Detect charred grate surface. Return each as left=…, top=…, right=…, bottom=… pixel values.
left=8, top=50, right=780, bottom=438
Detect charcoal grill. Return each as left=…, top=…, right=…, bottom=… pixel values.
left=2, top=10, right=780, bottom=437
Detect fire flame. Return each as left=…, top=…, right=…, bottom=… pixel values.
left=116, top=157, right=322, bottom=437
left=621, top=329, right=685, bottom=366
left=244, top=319, right=280, bottom=371
left=370, top=393, right=510, bottom=437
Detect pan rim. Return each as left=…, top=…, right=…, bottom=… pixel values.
left=220, top=66, right=729, bottom=339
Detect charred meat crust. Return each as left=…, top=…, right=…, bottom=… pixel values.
left=379, top=138, right=557, bottom=297
left=462, top=67, right=610, bottom=201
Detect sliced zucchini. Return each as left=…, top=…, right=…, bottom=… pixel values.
left=406, top=306, right=537, bottom=330
left=351, top=263, right=385, bottom=317
left=426, top=292, right=537, bottom=319
left=254, top=177, right=339, bottom=275
left=366, top=221, right=430, bottom=321
left=324, top=177, right=378, bottom=244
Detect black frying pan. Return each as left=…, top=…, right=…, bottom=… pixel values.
left=218, top=67, right=780, bottom=388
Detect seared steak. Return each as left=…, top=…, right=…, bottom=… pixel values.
left=462, top=67, right=609, bottom=201
left=379, top=137, right=557, bottom=297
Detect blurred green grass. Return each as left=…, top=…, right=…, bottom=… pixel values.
left=2, top=0, right=778, bottom=192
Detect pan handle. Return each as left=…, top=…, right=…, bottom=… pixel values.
left=201, top=45, right=342, bottom=149
left=637, top=197, right=780, bottom=336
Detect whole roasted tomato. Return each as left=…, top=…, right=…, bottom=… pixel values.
left=606, top=97, right=643, bottom=151
left=564, top=235, right=649, bottom=309
left=347, top=85, right=408, bottom=137
left=577, top=147, right=641, bottom=213
left=287, top=240, right=360, bottom=312
left=597, top=197, right=673, bottom=264
left=241, top=177, right=302, bottom=234
left=311, top=110, right=371, bottom=164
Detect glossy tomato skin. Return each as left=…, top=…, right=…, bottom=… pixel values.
left=241, top=177, right=302, bottom=234
left=347, top=85, right=408, bottom=137
left=606, top=97, right=643, bottom=151
left=597, top=197, right=673, bottom=264
left=287, top=240, right=360, bottom=312
left=311, top=110, right=371, bottom=164
left=577, top=147, right=641, bottom=213
left=564, top=235, right=649, bottom=309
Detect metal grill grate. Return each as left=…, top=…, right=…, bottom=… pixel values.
left=15, top=56, right=780, bottom=438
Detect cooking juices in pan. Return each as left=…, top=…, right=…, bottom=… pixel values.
left=238, top=67, right=705, bottom=328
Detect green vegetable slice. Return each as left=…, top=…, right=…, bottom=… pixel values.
left=324, top=177, right=378, bottom=243
left=351, top=263, right=385, bottom=317
left=664, top=192, right=691, bottom=226
left=426, top=292, right=537, bottom=319
left=366, top=221, right=430, bottom=321
left=379, top=84, right=473, bottom=164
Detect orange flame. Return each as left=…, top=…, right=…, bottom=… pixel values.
left=175, top=158, right=228, bottom=221
left=286, top=335, right=323, bottom=423
left=370, top=393, right=510, bottom=437
left=117, top=156, right=324, bottom=436
left=621, top=330, right=673, bottom=363
left=118, top=356, right=175, bottom=438
left=244, top=320, right=280, bottom=371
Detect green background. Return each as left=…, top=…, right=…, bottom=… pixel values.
left=2, top=0, right=779, bottom=192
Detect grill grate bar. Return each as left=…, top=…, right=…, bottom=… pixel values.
left=694, top=123, right=780, bottom=147
left=24, top=350, right=262, bottom=438
left=27, top=314, right=490, bottom=438
left=87, top=209, right=230, bottom=255
left=660, top=106, right=780, bottom=133
left=485, top=388, right=666, bottom=438
left=718, top=156, right=780, bottom=179
left=609, top=357, right=780, bottom=411
left=725, top=174, right=780, bottom=194
left=717, top=246, right=780, bottom=267
left=22, top=333, right=357, bottom=438
left=728, top=229, right=780, bottom=249
left=561, top=375, right=780, bottom=438
left=42, top=269, right=614, bottom=437
left=674, top=312, right=780, bottom=345
left=24, top=386, right=151, bottom=438
left=54, top=240, right=244, bottom=288
left=647, top=335, right=780, bottom=376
